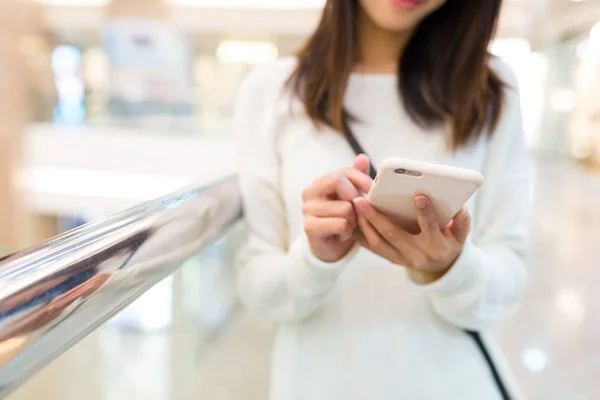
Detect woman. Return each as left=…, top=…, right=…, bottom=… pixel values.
left=234, top=0, right=529, bottom=399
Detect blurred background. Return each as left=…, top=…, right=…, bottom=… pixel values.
left=1, top=0, right=600, bottom=399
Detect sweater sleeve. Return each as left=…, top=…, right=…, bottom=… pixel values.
left=416, top=59, right=531, bottom=331
left=233, top=61, right=359, bottom=323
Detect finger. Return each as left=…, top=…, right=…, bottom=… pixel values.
left=304, top=216, right=354, bottom=241
left=356, top=215, right=406, bottom=265
left=353, top=197, right=414, bottom=248
left=304, top=168, right=372, bottom=201
left=449, top=207, right=471, bottom=244
left=414, top=195, right=444, bottom=245
left=353, top=197, right=426, bottom=267
left=303, top=173, right=356, bottom=201
left=342, top=168, right=373, bottom=196
left=352, top=154, right=371, bottom=176
left=302, top=200, right=356, bottom=228
left=356, top=230, right=369, bottom=247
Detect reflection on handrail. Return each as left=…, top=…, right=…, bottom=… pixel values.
left=0, top=176, right=242, bottom=397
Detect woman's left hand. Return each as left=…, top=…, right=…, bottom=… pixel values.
left=353, top=195, right=471, bottom=284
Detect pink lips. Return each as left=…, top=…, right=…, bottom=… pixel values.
left=389, top=0, right=421, bottom=10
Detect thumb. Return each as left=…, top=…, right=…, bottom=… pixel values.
left=352, top=154, right=371, bottom=175
left=450, top=207, right=471, bottom=244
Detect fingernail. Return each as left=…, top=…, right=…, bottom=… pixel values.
left=353, top=198, right=366, bottom=214
left=462, top=211, right=471, bottom=223
left=415, top=196, right=428, bottom=210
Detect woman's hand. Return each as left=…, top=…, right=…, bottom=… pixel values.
left=353, top=195, right=471, bottom=283
left=303, top=155, right=373, bottom=263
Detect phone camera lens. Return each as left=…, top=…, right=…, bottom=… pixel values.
left=395, top=169, right=406, bottom=174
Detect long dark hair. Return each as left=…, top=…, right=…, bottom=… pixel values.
left=287, top=0, right=506, bottom=150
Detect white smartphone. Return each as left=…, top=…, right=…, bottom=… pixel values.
left=366, top=157, right=483, bottom=232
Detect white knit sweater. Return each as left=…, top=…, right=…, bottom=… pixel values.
left=234, top=57, right=530, bottom=400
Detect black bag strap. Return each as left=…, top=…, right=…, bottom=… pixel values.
left=344, top=131, right=378, bottom=179
left=465, top=330, right=511, bottom=400
left=344, top=131, right=511, bottom=400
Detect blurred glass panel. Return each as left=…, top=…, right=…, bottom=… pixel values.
left=31, top=33, right=303, bottom=135
left=102, top=20, right=195, bottom=130
left=570, top=24, right=600, bottom=165
left=535, top=36, right=580, bottom=159
left=491, top=38, right=548, bottom=150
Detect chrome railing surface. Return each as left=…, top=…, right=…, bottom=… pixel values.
left=0, top=176, right=242, bottom=398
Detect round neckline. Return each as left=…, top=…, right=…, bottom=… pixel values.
left=348, top=73, right=397, bottom=85
left=349, top=72, right=396, bottom=78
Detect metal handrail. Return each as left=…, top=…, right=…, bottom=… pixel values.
left=0, top=175, right=242, bottom=398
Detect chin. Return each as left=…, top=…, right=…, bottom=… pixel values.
left=359, top=0, right=444, bottom=33
left=375, top=14, right=421, bottom=32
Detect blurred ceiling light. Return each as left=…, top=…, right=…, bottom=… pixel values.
left=216, top=40, right=278, bottom=64
left=549, top=88, right=576, bottom=113
left=521, top=348, right=547, bottom=372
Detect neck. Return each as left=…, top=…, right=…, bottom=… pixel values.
left=355, top=10, right=412, bottom=74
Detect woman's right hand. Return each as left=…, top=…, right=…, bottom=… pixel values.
left=302, top=155, right=373, bottom=263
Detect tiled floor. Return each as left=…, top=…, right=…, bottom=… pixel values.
left=7, top=161, right=600, bottom=400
